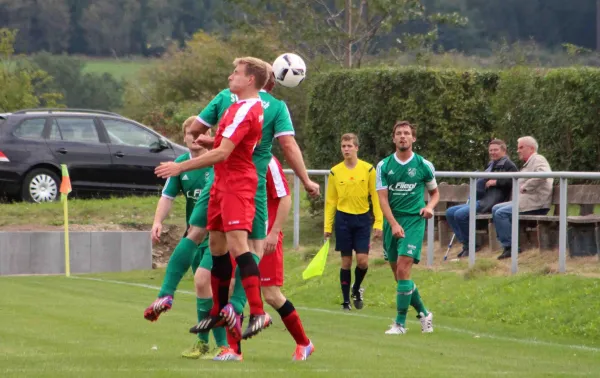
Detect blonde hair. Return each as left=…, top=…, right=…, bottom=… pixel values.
left=182, top=116, right=196, bottom=133
left=182, top=116, right=211, bottom=136
left=341, top=133, right=359, bottom=147
left=233, top=57, right=270, bottom=90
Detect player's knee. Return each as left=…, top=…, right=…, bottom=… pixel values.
left=187, top=226, right=206, bottom=244
left=395, top=259, right=412, bottom=279
left=341, top=255, right=352, bottom=269
left=357, top=260, right=369, bottom=270
left=194, top=269, right=211, bottom=297
left=262, top=287, right=285, bottom=308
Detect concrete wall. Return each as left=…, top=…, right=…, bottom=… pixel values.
left=0, top=231, right=152, bottom=276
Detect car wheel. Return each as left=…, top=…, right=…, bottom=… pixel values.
left=21, top=168, right=60, bottom=203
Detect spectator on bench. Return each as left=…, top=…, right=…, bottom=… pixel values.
left=446, top=139, right=518, bottom=258
left=493, top=136, right=553, bottom=260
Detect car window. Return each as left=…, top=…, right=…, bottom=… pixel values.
left=48, top=119, right=62, bottom=140
left=102, top=119, right=159, bottom=148
left=13, top=118, right=46, bottom=139
left=54, top=117, right=100, bottom=143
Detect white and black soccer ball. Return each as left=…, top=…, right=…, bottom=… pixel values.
left=272, top=53, right=306, bottom=88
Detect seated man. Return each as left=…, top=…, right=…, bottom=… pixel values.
left=493, top=136, right=553, bottom=260
left=446, top=139, right=517, bottom=257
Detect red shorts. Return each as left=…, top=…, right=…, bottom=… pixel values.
left=207, top=190, right=255, bottom=233
left=259, top=232, right=284, bottom=286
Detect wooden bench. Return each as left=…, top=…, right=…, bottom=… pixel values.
left=434, top=183, right=500, bottom=252
left=519, top=185, right=600, bottom=257
left=434, top=183, right=600, bottom=256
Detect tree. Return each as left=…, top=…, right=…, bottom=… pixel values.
left=0, top=29, right=62, bottom=111
left=226, top=0, right=466, bottom=68
left=81, top=0, right=141, bottom=55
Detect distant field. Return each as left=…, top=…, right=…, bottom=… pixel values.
left=82, top=57, right=155, bottom=80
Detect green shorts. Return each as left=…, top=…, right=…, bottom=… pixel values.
left=250, top=176, right=268, bottom=240
left=191, top=242, right=212, bottom=273
left=383, top=215, right=425, bottom=264
left=189, top=177, right=212, bottom=228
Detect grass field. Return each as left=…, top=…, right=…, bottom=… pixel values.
left=82, top=57, right=155, bottom=80
left=1, top=254, right=599, bottom=378
left=1, top=195, right=600, bottom=376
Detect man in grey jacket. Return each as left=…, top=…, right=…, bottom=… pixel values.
left=492, top=136, right=553, bottom=260
left=446, top=139, right=518, bottom=258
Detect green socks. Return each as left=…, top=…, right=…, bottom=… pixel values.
left=158, top=237, right=197, bottom=297
left=410, top=283, right=429, bottom=317
left=196, top=297, right=228, bottom=347
left=196, top=298, right=211, bottom=343
left=395, top=280, right=414, bottom=326
left=229, top=253, right=259, bottom=314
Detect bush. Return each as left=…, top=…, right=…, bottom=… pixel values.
left=306, top=66, right=600, bottom=173
left=121, top=31, right=311, bottom=144
left=0, top=29, right=63, bottom=111
left=305, top=67, right=498, bottom=173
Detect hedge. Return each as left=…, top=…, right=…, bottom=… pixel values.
left=305, top=67, right=600, bottom=174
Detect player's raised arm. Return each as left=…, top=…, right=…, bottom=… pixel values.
left=278, top=135, right=320, bottom=197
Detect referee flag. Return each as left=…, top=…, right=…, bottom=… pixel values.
left=302, top=239, right=330, bottom=280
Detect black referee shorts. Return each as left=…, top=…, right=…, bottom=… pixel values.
left=334, top=210, right=372, bottom=256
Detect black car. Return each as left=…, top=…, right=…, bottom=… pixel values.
left=0, top=108, right=187, bottom=202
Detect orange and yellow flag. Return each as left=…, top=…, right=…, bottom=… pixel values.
left=60, top=164, right=72, bottom=202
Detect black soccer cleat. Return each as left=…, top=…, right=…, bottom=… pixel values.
left=241, top=313, right=272, bottom=340
left=189, top=315, right=225, bottom=334
left=351, top=287, right=364, bottom=310
left=341, top=302, right=352, bottom=311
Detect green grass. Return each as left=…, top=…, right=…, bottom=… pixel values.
left=82, top=57, right=155, bottom=80
left=0, top=196, right=185, bottom=227
left=1, top=256, right=599, bottom=377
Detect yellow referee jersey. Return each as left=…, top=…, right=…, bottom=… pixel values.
left=324, top=159, right=383, bottom=233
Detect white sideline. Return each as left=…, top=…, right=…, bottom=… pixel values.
left=70, top=276, right=600, bottom=353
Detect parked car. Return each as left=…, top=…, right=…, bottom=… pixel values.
left=0, top=108, right=187, bottom=202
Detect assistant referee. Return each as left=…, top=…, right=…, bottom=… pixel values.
left=324, top=133, right=383, bottom=311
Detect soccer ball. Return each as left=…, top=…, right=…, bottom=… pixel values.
left=272, top=53, right=306, bottom=88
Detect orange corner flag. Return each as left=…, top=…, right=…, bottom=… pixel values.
left=60, top=164, right=72, bottom=201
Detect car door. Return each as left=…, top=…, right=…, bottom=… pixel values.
left=99, top=118, right=177, bottom=192
left=46, top=117, right=113, bottom=191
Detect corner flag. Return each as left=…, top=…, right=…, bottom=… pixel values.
left=60, top=164, right=72, bottom=202
left=60, top=164, right=72, bottom=276
left=302, top=239, right=330, bottom=280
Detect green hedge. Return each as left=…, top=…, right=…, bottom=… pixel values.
left=305, top=67, right=600, bottom=174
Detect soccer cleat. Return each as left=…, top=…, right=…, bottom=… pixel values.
left=351, top=287, right=365, bottom=310
left=292, top=341, right=315, bottom=361
left=189, top=315, right=225, bottom=334
left=419, top=312, right=433, bottom=333
left=220, top=304, right=242, bottom=341
left=341, top=302, right=352, bottom=311
left=201, top=346, right=225, bottom=360
left=181, top=340, right=209, bottom=359
left=143, top=295, right=173, bottom=322
left=213, top=346, right=243, bottom=361
left=385, top=323, right=407, bottom=335
left=241, top=313, right=272, bottom=340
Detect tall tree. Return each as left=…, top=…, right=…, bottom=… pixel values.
left=81, top=0, right=141, bottom=56
left=226, top=0, right=465, bottom=68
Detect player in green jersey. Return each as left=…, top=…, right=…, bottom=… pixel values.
left=375, top=121, right=439, bottom=335
left=155, top=63, right=320, bottom=358
left=145, top=116, right=228, bottom=358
